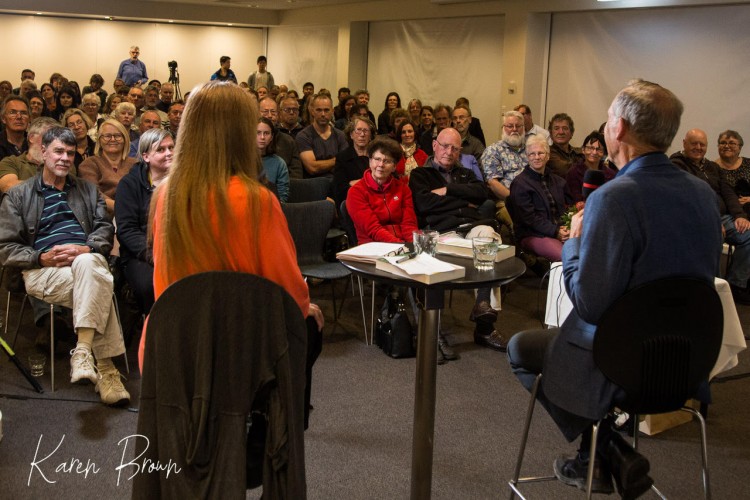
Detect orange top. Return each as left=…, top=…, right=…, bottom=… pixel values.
left=138, top=177, right=309, bottom=370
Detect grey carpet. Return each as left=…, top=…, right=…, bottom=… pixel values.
left=1, top=270, right=748, bottom=499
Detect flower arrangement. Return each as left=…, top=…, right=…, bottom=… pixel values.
left=560, top=201, right=586, bottom=229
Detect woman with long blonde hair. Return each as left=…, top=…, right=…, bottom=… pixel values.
left=140, top=81, right=322, bottom=369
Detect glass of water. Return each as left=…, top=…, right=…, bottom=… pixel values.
left=472, top=237, right=499, bottom=271
left=413, top=230, right=439, bottom=256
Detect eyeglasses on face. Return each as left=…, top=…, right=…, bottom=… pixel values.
left=281, top=107, right=299, bottom=114
left=6, top=110, right=29, bottom=117
left=353, top=128, right=371, bottom=136
left=719, top=141, right=740, bottom=147
left=101, top=133, right=125, bottom=142
left=583, top=146, right=604, bottom=153
left=435, top=140, right=461, bottom=154
left=370, top=155, right=394, bottom=166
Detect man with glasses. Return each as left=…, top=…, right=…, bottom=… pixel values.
left=0, top=95, right=30, bottom=160
left=671, top=128, right=750, bottom=304
left=515, top=104, right=550, bottom=142
left=0, top=127, right=130, bottom=406
left=156, top=83, right=175, bottom=113
left=547, top=112, right=583, bottom=178
left=419, top=103, right=452, bottom=156
left=140, top=85, right=168, bottom=126
left=409, top=128, right=505, bottom=356
left=117, top=45, right=148, bottom=88
left=452, top=104, right=484, bottom=165
left=259, top=97, right=303, bottom=179
left=278, top=96, right=304, bottom=138
left=295, top=94, right=348, bottom=177
left=127, top=87, right=146, bottom=122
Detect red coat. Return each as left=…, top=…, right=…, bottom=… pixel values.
left=347, top=169, right=418, bottom=244
left=395, top=147, right=428, bottom=176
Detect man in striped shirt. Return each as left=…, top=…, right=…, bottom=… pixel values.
left=0, top=127, right=130, bottom=406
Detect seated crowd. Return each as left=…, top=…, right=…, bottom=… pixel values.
left=0, top=62, right=747, bottom=403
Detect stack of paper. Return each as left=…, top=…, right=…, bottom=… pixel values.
left=375, top=254, right=465, bottom=284
left=337, top=242, right=407, bottom=264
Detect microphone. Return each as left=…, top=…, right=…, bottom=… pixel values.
left=582, top=169, right=606, bottom=200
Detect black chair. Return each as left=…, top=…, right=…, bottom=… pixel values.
left=288, top=177, right=332, bottom=203
left=134, top=272, right=308, bottom=499
left=509, top=277, right=723, bottom=500
left=282, top=200, right=353, bottom=324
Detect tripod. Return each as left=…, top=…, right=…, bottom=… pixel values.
left=168, top=68, right=182, bottom=101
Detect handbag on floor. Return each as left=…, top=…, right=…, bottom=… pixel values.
left=375, top=288, right=416, bottom=359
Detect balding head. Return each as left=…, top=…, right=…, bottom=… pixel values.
left=683, top=128, right=708, bottom=163
left=432, top=128, right=462, bottom=170
left=259, top=97, right=279, bottom=124
left=140, top=110, right=162, bottom=133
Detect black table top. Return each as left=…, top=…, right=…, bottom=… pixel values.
left=339, top=253, right=527, bottom=291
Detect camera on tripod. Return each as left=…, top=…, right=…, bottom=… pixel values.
left=166, top=60, right=182, bottom=100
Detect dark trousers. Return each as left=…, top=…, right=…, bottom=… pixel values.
left=123, top=259, right=155, bottom=314
left=304, top=316, right=323, bottom=430
left=506, top=328, right=596, bottom=444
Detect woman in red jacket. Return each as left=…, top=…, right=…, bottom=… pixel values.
left=347, top=137, right=418, bottom=244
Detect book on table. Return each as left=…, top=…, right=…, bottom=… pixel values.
left=375, top=253, right=465, bottom=285
left=436, top=233, right=515, bottom=262
left=336, top=242, right=407, bottom=264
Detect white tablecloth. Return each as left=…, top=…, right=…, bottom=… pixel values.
left=544, top=262, right=747, bottom=378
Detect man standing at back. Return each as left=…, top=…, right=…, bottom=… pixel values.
left=507, top=80, right=721, bottom=497
left=247, top=55, right=274, bottom=91
left=295, top=94, right=348, bottom=178
left=117, top=46, right=148, bottom=88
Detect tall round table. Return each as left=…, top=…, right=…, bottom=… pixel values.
left=340, top=254, right=526, bottom=499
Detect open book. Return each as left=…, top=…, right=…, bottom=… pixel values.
left=375, top=254, right=465, bottom=285
left=436, top=233, right=515, bottom=262
left=337, top=242, right=407, bottom=264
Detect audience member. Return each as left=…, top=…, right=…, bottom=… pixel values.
left=12, top=69, right=35, bottom=95
left=156, top=83, right=175, bottom=113
left=480, top=110, right=527, bottom=230
left=166, top=101, right=185, bottom=137
left=407, top=98, right=422, bottom=125
left=296, top=93, right=348, bottom=178
left=104, top=94, right=123, bottom=116
left=127, top=86, right=145, bottom=120
left=715, top=130, right=750, bottom=217
left=81, top=93, right=103, bottom=136
left=566, top=131, right=616, bottom=203
left=354, top=89, right=377, bottom=124
left=418, top=105, right=434, bottom=137
left=0, top=81, right=12, bottom=102
left=81, top=74, right=108, bottom=112
left=278, top=96, right=304, bottom=137
left=78, top=118, right=137, bottom=212
left=0, top=117, right=58, bottom=192
left=0, top=126, right=130, bottom=406
left=40, top=82, right=56, bottom=115
left=210, top=55, right=238, bottom=83
left=129, top=110, right=163, bottom=158
left=62, top=108, right=95, bottom=168
left=455, top=97, right=486, bottom=146
left=258, top=97, right=303, bottom=179
left=452, top=104, right=484, bottom=165
left=515, top=104, right=550, bottom=142
left=257, top=116, right=290, bottom=202
left=117, top=45, right=148, bottom=87
left=671, top=128, right=750, bottom=303
left=507, top=80, right=721, bottom=497
left=547, top=112, right=583, bottom=178
left=51, top=84, right=80, bottom=122
left=409, top=127, right=505, bottom=355
left=247, top=55, right=274, bottom=90
left=334, top=95, right=356, bottom=127
left=332, top=116, right=375, bottom=207
left=348, top=137, right=416, bottom=244
left=395, top=120, right=428, bottom=177
left=26, top=91, right=47, bottom=120
left=115, top=128, right=174, bottom=314
left=418, top=103, right=451, bottom=156
left=377, top=92, right=401, bottom=135
left=112, top=102, right=139, bottom=143
left=507, top=135, right=573, bottom=262
left=0, top=95, right=30, bottom=160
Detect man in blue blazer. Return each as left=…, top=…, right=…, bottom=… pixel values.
left=508, top=80, right=722, bottom=497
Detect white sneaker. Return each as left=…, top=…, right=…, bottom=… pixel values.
left=96, top=370, right=130, bottom=406
left=70, top=348, right=99, bottom=385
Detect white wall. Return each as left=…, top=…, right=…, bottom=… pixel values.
left=367, top=16, right=505, bottom=143
left=546, top=4, right=750, bottom=154
left=0, top=14, right=264, bottom=94
left=267, top=26, right=339, bottom=94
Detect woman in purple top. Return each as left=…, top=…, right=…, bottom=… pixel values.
left=566, top=131, right=616, bottom=202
